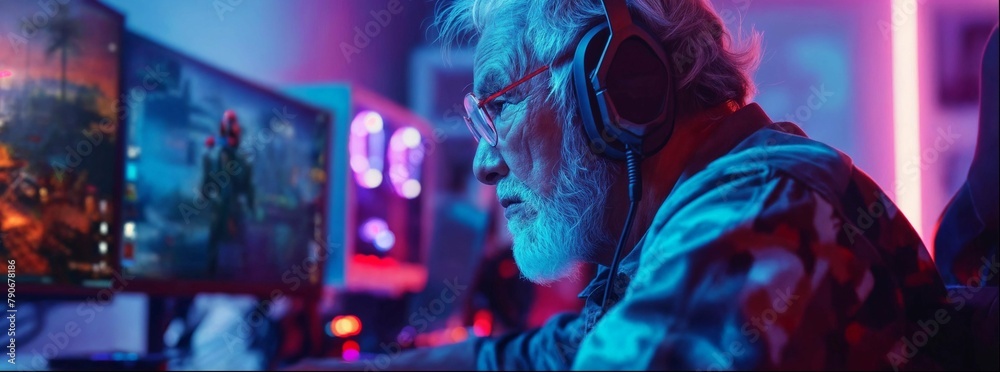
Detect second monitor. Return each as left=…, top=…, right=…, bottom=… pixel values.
left=119, top=32, right=330, bottom=295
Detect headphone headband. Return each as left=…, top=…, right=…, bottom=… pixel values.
left=601, top=0, right=633, bottom=34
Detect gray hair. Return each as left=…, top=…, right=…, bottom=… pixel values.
left=435, top=0, right=761, bottom=123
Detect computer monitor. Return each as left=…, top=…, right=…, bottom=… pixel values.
left=0, top=0, right=124, bottom=293
left=119, top=32, right=330, bottom=296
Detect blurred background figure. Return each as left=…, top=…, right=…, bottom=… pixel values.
left=934, top=26, right=999, bottom=288
left=931, top=25, right=998, bottom=372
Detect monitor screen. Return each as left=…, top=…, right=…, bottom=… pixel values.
left=0, top=0, right=123, bottom=289
left=120, top=32, right=329, bottom=295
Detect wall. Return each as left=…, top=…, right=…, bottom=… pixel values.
left=717, top=0, right=999, bottom=248
left=100, top=0, right=436, bottom=104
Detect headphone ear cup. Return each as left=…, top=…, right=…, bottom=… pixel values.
left=574, top=23, right=628, bottom=160
left=607, top=34, right=676, bottom=158
left=605, top=37, right=671, bottom=125
left=573, top=21, right=676, bottom=161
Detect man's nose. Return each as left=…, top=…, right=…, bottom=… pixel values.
left=473, top=140, right=508, bottom=185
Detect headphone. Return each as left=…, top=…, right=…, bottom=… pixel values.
left=571, top=0, right=678, bottom=314
left=572, top=0, right=677, bottom=161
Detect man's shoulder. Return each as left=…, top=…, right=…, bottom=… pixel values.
left=668, top=124, right=853, bottom=213
left=718, top=124, right=852, bottom=192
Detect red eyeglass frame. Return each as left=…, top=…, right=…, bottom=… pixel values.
left=464, top=66, right=550, bottom=146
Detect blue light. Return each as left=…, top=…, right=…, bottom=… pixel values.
left=373, top=230, right=395, bottom=252
left=126, top=163, right=138, bottom=181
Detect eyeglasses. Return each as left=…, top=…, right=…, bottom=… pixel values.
left=463, top=66, right=549, bottom=146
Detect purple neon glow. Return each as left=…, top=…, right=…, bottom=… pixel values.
left=401, top=179, right=421, bottom=199
left=359, top=217, right=395, bottom=252
left=342, top=349, right=360, bottom=362
left=360, top=218, right=389, bottom=243
left=374, top=230, right=396, bottom=252
left=388, top=126, right=425, bottom=199
left=350, top=111, right=386, bottom=188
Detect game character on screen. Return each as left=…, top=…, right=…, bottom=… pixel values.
left=203, top=109, right=256, bottom=277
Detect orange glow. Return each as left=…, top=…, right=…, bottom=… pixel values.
left=891, top=0, right=924, bottom=243
left=332, top=315, right=362, bottom=337
left=450, top=327, right=468, bottom=342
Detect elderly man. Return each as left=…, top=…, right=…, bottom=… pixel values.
left=294, top=0, right=957, bottom=370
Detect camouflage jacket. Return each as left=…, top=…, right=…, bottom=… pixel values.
left=469, top=103, right=958, bottom=371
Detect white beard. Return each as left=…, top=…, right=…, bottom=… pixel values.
left=500, top=138, right=615, bottom=286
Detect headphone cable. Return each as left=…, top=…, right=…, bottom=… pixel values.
left=601, top=147, right=642, bottom=315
